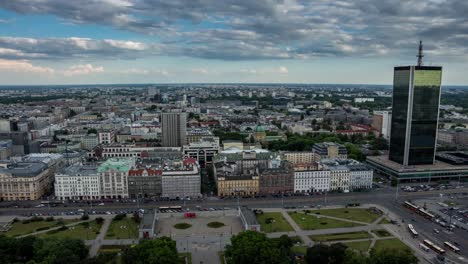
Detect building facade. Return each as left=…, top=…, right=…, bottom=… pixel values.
left=183, top=137, right=220, bottom=168
left=54, top=165, right=101, bottom=200
left=389, top=66, right=442, bottom=165
left=283, top=151, right=316, bottom=164
left=372, top=111, right=392, bottom=140
left=161, top=112, right=187, bottom=147
left=97, top=158, right=134, bottom=199
left=312, top=142, right=348, bottom=160
left=294, top=170, right=331, bottom=193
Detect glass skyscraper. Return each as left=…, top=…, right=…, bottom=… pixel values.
left=389, top=66, right=442, bottom=165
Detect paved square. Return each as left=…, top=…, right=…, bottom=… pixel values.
left=156, top=210, right=243, bottom=237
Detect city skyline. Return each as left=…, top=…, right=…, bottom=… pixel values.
left=1, top=0, right=468, bottom=85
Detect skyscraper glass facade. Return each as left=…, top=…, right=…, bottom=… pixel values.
left=389, top=66, right=442, bottom=166
left=408, top=67, right=442, bottom=165
left=389, top=67, right=411, bottom=164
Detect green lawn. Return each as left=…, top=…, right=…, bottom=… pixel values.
left=38, top=220, right=102, bottom=240
left=288, top=212, right=363, bottom=230
left=344, top=240, right=372, bottom=252
left=310, top=231, right=371, bottom=242
left=5, top=218, right=78, bottom=237
left=310, top=208, right=380, bottom=223
left=377, top=218, right=391, bottom=224
left=371, top=229, right=393, bottom=237
left=292, top=246, right=308, bottom=255
left=256, top=212, right=294, bottom=233
left=373, top=239, right=411, bottom=252
left=179, top=253, right=192, bottom=264
left=105, top=217, right=139, bottom=239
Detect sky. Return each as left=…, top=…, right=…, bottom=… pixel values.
left=0, top=0, right=467, bottom=85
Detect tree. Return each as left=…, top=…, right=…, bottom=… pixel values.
left=305, top=244, right=330, bottom=264
left=122, top=237, right=180, bottom=264
left=369, top=248, right=418, bottom=264
left=225, top=231, right=292, bottom=264
left=34, top=237, right=88, bottom=264
left=87, top=128, right=98, bottom=135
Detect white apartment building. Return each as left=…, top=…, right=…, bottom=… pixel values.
left=349, top=166, right=373, bottom=190
left=294, top=170, right=330, bottom=193
left=54, top=165, right=101, bottom=200
left=329, top=166, right=350, bottom=192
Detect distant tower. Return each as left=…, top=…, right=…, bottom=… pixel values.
left=389, top=41, right=442, bottom=166
left=417, top=40, right=424, bottom=67
left=161, top=112, right=187, bottom=147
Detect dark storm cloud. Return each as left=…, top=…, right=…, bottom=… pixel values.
left=0, top=0, right=467, bottom=61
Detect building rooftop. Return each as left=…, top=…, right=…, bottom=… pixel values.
left=367, top=155, right=468, bottom=172
left=0, top=162, right=47, bottom=177
left=59, top=164, right=98, bottom=176
left=97, top=158, right=134, bottom=173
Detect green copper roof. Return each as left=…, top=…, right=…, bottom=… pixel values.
left=254, top=125, right=265, bottom=132
left=98, top=158, right=133, bottom=173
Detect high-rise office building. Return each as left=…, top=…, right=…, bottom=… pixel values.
left=389, top=42, right=442, bottom=165
left=161, top=112, right=187, bottom=147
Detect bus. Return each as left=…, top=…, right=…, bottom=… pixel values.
left=169, top=206, right=182, bottom=211
left=418, top=208, right=435, bottom=220
left=444, top=242, right=460, bottom=254
left=423, top=239, right=446, bottom=255
left=408, top=224, right=418, bottom=238
left=403, top=201, right=419, bottom=211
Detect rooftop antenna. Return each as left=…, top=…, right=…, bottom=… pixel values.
left=417, top=40, right=424, bottom=66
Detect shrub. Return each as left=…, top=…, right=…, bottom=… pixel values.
left=45, top=217, right=54, bottom=222
left=95, top=217, right=104, bottom=225
left=174, top=223, right=192, bottom=229
left=31, top=216, right=44, bottom=222
left=80, top=214, right=89, bottom=221
left=114, top=214, right=126, bottom=221
left=22, top=220, right=31, bottom=224
left=57, top=225, right=68, bottom=231
left=207, top=222, right=225, bottom=228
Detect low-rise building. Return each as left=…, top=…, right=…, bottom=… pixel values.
left=294, top=170, right=331, bottom=193
left=312, top=142, right=348, bottom=160
left=98, top=158, right=134, bottom=199
left=54, top=165, right=101, bottom=200
left=183, top=137, right=220, bottom=168
left=283, top=151, right=316, bottom=164
left=0, top=154, right=63, bottom=200
left=161, top=158, right=201, bottom=198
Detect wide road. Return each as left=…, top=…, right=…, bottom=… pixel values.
left=0, top=187, right=466, bottom=215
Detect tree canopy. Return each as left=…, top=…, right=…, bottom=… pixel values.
left=225, top=231, right=294, bottom=264
left=122, top=237, right=181, bottom=264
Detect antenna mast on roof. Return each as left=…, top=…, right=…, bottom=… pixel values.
left=417, top=40, right=424, bottom=66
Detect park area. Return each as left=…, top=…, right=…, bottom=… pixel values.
left=288, top=211, right=362, bottom=230
left=37, top=220, right=102, bottom=240
left=373, top=238, right=412, bottom=252
left=256, top=212, right=294, bottom=233
left=3, top=217, right=79, bottom=237
left=309, top=208, right=381, bottom=223
left=105, top=215, right=139, bottom=239
left=310, top=231, right=371, bottom=242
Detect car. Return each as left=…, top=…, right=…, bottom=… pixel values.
left=434, top=229, right=440, bottom=234
left=98, top=203, right=105, bottom=206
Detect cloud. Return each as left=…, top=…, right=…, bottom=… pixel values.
left=278, top=66, right=288, bottom=74
left=1, top=0, right=468, bottom=61
left=63, top=64, right=104, bottom=76
left=0, top=37, right=154, bottom=60
left=0, top=59, right=54, bottom=74
left=240, top=66, right=289, bottom=75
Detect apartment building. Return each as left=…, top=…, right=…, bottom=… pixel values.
left=54, top=165, right=101, bottom=200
